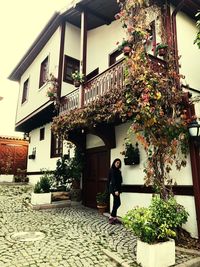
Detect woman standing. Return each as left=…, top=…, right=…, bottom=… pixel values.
left=108, top=158, right=123, bottom=224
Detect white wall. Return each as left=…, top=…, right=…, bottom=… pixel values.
left=16, top=28, right=61, bottom=124
left=87, top=20, right=125, bottom=75
left=61, top=22, right=81, bottom=96
left=175, top=9, right=200, bottom=92
left=27, top=122, right=58, bottom=172
left=113, top=122, right=198, bottom=238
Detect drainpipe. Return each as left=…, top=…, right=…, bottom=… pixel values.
left=57, top=20, right=66, bottom=108
left=171, top=0, right=186, bottom=72
left=79, top=10, right=87, bottom=108
left=171, top=0, right=200, bottom=239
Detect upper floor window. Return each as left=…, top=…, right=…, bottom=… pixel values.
left=40, top=128, right=45, bottom=141
left=63, top=55, right=80, bottom=84
left=39, top=56, right=49, bottom=88
left=109, top=49, right=123, bottom=66
left=50, top=132, right=62, bottom=158
left=22, top=78, right=29, bottom=104
left=145, top=21, right=156, bottom=55
left=86, top=68, right=99, bottom=81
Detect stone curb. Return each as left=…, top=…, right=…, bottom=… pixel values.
left=103, top=246, right=200, bottom=267
left=175, top=257, right=200, bottom=267
left=176, top=246, right=200, bottom=256
left=25, top=200, right=71, bottom=210
left=102, top=249, right=131, bottom=267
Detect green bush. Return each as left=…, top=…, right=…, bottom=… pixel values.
left=123, top=196, right=189, bottom=244
left=33, top=173, right=51, bottom=193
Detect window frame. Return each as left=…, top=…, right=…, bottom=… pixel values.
left=39, top=56, right=49, bottom=88
left=50, top=132, right=62, bottom=158
left=39, top=128, right=45, bottom=141
left=21, top=78, right=29, bottom=104
left=63, top=55, right=80, bottom=84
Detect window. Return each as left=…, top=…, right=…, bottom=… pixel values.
left=40, top=128, right=45, bottom=141
left=86, top=68, right=99, bottom=81
left=109, top=49, right=124, bottom=66
left=145, top=21, right=156, bottom=55
left=22, top=78, right=29, bottom=104
left=63, top=55, right=80, bottom=84
left=39, top=56, right=49, bottom=88
left=50, top=132, right=62, bottom=158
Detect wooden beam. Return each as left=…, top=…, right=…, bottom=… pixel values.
left=76, top=3, right=113, bottom=25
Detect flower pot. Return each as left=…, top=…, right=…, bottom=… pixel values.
left=97, top=204, right=107, bottom=215
left=49, top=96, right=56, bottom=101
left=136, top=239, right=175, bottom=267
left=158, top=47, right=167, bottom=57
left=74, top=81, right=81, bottom=87
left=31, top=192, right=51, bottom=205
left=123, top=46, right=131, bottom=56
left=124, top=156, right=140, bottom=165
left=0, top=174, right=13, bottom=183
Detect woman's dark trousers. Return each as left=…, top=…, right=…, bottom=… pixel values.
left=111, top=194, right=121, bottom=217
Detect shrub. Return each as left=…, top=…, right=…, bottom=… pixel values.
left=123, top=196, right=189, bottom=244
left=33, top=173, right=51, bottom=193
left=96, top=191, right=108, bottom=205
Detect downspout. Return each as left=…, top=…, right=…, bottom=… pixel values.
left=171, top=0, right=186, bottom=72
left=57, top=19, right=66, bottom=110
left=171, top=0, right=200, bottom=239
left=79, top=10, right=87, bottom=108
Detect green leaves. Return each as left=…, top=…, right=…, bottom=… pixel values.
left=122, top=196, right=189, bottom=244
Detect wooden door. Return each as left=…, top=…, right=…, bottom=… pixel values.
left=83, top=146, right=110, bottom=208
left=0, top=143, right=28, bottom=174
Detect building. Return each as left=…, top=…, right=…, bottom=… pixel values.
left=9, top=0, right=200, bottom=238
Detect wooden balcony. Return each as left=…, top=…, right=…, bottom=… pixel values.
left=59, top=55, right=167, bottom=115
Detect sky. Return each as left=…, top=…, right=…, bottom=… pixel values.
left=0, top=0, right=71, bottom=137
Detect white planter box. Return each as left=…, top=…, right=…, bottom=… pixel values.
left=31, top=192, right=52, bottom=205
left=0, top=174, right=13, bottom=183
left=136, top=239, right=175, bottom=267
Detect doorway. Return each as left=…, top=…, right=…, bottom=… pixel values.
left=83, top=146, right=110, bottom=208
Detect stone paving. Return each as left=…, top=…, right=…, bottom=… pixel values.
left=0, top=184, right=199, bottom=267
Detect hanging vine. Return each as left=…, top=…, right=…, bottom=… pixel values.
left=117, top=0, right=191, bottom=198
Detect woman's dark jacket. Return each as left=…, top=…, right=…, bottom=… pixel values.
left=108, top=167, right=123, bottom=194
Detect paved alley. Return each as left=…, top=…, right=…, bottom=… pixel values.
left=0, top=184, right=199, bottom=267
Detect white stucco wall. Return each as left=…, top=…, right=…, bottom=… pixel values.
left=86, top=134, right=105, bottom=149
left=61, top=22, right=81, bottom=96
left=87, top=20, right=125, bottom=75
left=175, top=9, right=200, bottom=92
left=16, top=28, right=61, bottom=124
left=112, top=122, right=198, bottom=238
left=27, top=123, right=58, bottom=173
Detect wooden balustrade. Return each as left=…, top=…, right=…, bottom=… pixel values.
left=59, top=55, right=167, bottom=115
left=84, top=59, right=124, bottom=105
left=59, top=89, right=79, bottom=114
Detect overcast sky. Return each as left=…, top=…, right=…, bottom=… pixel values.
left=0, top=0, right=70, bottom=137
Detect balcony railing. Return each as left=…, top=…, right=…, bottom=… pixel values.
left=59, top=55, right=166, bottom=115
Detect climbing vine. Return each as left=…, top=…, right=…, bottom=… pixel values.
left=116, top=0, right=191, bottom=198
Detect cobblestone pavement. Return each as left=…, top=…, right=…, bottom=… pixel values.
left=0, top=184, right=199, bottom=267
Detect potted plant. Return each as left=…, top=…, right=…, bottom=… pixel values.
left=155, top=43, right=168, bottom=57
left=96, top=191, right=108, bottom=214
left=46, top=87, right=57, bottom=101
left=116, top=38, right=132, bottom=55
left=71, top=70, right=85, bottom=87
left=46, top=73, right=58, bottom=100
left=122, top=142, right=140, bottom=165
left=123, top=196, right=189, bottom=267
left=31, top=171, right=52, bottom=205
